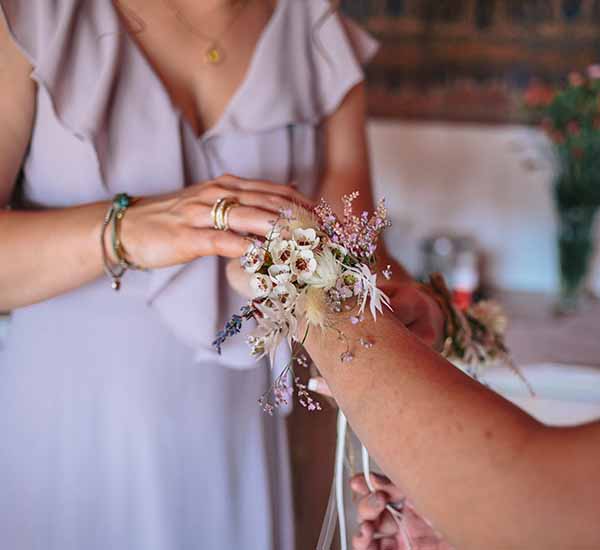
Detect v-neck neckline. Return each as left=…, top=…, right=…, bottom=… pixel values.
left=109, top=0, right=285, bottom=142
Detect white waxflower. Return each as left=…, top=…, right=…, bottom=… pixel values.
left=271, top=282, right=298, bottom=310
left=306, top=247, right=342, bottom=290
left=268, top=264, right=292, bottom=283
left=241, top=243, right=266, bottom=273
left=292, top=228, right=320, bottom=250
left=290, top=249, right=317, bottom=282
left=270, top=239, right=296, bottom=265
left=250, top=273, right=273, bottom=298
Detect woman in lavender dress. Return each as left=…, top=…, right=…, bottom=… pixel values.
left=0, top=0, right=371, bottom=548
left=0, top=0, right=442, bottom=548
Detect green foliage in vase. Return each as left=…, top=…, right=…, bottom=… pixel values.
left=525, top=67, right=600, bottom=209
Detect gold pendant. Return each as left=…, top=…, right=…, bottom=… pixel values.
left=205, top=44, right=224, bottom=65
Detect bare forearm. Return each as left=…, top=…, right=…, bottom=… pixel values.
left=0, top=203, right=109, bottom=309
left=305, top=313, right=600, bottom=549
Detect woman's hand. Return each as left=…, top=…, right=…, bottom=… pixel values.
left=116, top=174, right=310, bottom=269
left=380, top=280, right=445, bottom=351
left=351, top=474, right=453, bottom=550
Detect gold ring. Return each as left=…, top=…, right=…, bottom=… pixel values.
left=211, top=197, right=239, bottom=231
left=221, top=199, right=240, bottom=231
left=211, top=198, right=227, bottom=230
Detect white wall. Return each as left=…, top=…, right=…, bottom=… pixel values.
left=367, top=120, right=600, bottom=294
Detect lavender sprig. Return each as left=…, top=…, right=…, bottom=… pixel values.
left=212, top=305, right=255, bottom=355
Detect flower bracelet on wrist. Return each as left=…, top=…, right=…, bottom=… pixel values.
left=101, top=193, right=146, bottom=291
left=418, top=273, right=532, bottom=393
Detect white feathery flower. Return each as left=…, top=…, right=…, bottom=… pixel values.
left=292, top=228, right=320, bottom=250
left=250, top=303, right=287, bottom=362
left=348, top=264, right=392, bottom=320
left=241, top=243, right=266, bottom=273
left=296, top=287, right=328, bottom=330
left=306, top=247, right=343, bottom=290
left=270, top=239, right=296, bottom=265
left=250, top=273, right=273, bottom=298
left=290, top=249, right=318, bottom=282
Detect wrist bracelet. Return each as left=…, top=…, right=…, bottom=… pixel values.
left=111, top=196, right=145, bottom=272
left=101, top=193, right=144, bottom=291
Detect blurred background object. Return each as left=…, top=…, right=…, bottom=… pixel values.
left=420, top=234, right=481, bottom=309
left=342, top=0, right=600, bottom=124
left=525, top=67, right=600, bottom=313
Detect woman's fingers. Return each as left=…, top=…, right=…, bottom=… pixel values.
left=225, top=205, right=279, bottom=237
left=215, top=174, right=313, bottom=208
left=377, top=510, right=401, bottom=537
left=225, top=258, right=253, bottom=298
left=351, top=473, right=405, bottom=501
left=352, top=521, right=377, bottom=550
left=186, top=202, right=279, bottom=238
left=189, top=177, right=311, bottom=212
left=385, top=283, right=445, bottom=349
left=190, top=229, right=250, bottom=259
left=357, top=491, right=388, bottom=522
left=307, top=376, right=333, bottom=397
left=379, top=537, right=398, bottom=550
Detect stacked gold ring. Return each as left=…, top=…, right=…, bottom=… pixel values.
left=211, top=197, right=239, bottom=231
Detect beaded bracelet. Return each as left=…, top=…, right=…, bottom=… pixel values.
left=101, top=193, right=144, bottom=291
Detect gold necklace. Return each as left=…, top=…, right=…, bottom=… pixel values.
left=162, top=0, right=251, bottom=66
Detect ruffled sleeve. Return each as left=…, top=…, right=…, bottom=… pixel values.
left=210, top=0, right=380, bottom=136
left=308, top=2, right=380, bottom=118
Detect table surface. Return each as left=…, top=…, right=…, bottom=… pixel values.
left=476, top=291, right=600, bottom=425
left=498, top=291, right=600, bottom=368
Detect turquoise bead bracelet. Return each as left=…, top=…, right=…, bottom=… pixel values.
left=101, top=193, right=144, bottom=291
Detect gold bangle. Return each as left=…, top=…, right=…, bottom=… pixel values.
left=113, top=208, right=146, bottom=272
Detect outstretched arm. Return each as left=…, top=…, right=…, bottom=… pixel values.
left=303, top=308, right=600, bottom=550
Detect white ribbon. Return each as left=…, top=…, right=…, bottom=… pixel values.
left=317, top=410, right=414, bottom=550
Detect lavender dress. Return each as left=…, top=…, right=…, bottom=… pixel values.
left=0, top=1, right=377, bottom=548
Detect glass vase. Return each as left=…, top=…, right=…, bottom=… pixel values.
left=555, top=204, right=599, bottom=314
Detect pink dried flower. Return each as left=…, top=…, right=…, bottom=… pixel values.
left=295, top=378, right=322, bottom=412
left=313, top=193, right=391, bottom=263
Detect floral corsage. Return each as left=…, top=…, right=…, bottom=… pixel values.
left=213, top=192, right=393, bottom=413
